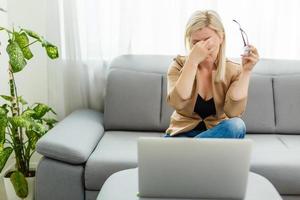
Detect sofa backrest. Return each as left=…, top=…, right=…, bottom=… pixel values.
left=104, top=55, right=173, bottom=131
left=104, top=55, right=300, bottom=134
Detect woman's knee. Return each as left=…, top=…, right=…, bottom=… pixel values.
left=222, top=117, right=246, bottom=138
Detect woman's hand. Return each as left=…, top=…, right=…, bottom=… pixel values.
left=241, top=45, right=259, bottom=72
left=187, top=39, right=215, bottom=66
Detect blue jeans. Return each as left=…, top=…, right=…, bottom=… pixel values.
left=164, top=117, right=246, bottom=139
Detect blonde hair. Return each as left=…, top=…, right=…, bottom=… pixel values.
left=185, top=10, right=226, bottom=82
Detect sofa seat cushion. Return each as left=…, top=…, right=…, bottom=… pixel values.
left=85, top=132, right=300, bottom=194
left=84, top=131, right=162, bottom=190
left=247, top=134, right=300, bottom=194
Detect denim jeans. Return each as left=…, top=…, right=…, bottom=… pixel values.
left=164, top=117, right=246, bottom=139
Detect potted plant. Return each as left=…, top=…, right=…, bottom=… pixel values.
left=0, top=24, right=59, bottom=199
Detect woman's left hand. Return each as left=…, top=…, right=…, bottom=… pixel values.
left=241, top=45, right=259, bottom=72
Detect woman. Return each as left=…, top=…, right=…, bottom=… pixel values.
left=164, top=10, right=259, bottom=138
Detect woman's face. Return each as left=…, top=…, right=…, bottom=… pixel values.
left=190, top=27, right=224, bottom=66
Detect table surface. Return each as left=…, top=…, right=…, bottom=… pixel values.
left=97, top=168, right=283, bottom=200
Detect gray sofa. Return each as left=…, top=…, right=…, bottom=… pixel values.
left=36, top=55, right=300, bottom=200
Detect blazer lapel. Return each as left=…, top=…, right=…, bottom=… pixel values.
left=211, top=70, right=223, bottom=117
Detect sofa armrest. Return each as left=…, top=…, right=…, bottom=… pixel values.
left=36, top=109, right=104, bottom=164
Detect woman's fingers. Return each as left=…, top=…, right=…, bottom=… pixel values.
left=243, top=57, right=256, bottom=63
left=248, top=51, right=258, bottom=59
left=247, top=45, right=259, bottom=57
left=209, top=47, right=215, bottom=53
left=242, top=54, right=259, bottom=65
left=204, top=40, right=210, bottom=49
left=241, top=47, right=259, bottom=58
left=241, top=51, right=258, bottom=59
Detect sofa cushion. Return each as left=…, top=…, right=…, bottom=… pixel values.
left=104, top=69, right=162, bottom=131
left=84, top=131, right=162, bottom=190
left=85, top=131, right=300, bottom=194
left=279, top=135, right=300, bottom=149
left=241, top=75, right=275, bottom=133
left=273, top=75, right=300, bottom=134
left=159, top=75, right=174, bottom=131
left=247, top=134, right=300, bottom=194
left=252, top=59, right=300, bottom=75
left=246, top=134, right=287, bottom=152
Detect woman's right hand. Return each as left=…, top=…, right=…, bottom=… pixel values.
left=172, top=39, right=214, bottom=101
left=187, top=39, right=214, bottom=66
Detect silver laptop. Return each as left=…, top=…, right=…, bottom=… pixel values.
left=137, top=137, right=253, bottom=199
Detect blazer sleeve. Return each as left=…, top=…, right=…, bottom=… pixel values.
left=223, top=66, right=248, bottom=118
left=166, top=58, right=192, bottom=111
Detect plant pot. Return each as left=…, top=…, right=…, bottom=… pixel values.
left=2, top=162, right=37, bottom=200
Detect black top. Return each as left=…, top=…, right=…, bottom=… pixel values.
left=193, top=94, right=216, bottom=131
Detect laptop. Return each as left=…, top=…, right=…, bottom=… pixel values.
left=137, top=137, right=253, bottom=199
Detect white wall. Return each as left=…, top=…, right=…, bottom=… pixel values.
left=0, top=0, right=8, bottom=103
left=3, top=0, right=48, bottom=105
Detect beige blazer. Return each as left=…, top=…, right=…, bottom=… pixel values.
left=165, top=55, right=248, bottom=136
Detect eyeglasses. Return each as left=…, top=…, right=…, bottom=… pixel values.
left=233, top=19, right=249, bottom=47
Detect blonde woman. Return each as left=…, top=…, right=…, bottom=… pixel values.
left=164, top=10, right=259, bottom=138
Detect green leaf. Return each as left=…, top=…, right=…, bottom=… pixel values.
left=22, top=29, right=43, bottom=41
left=32, top=122, right=47, bottom=134
left=50, top=108, right=57, bottom=115
left=18, top=96, right=28, bottom=105
left=0, top=95, right=13, bottom=102
left=45, top=42, right=59, bottom=59
left=43, top=118, right=58, bottom=129
left=43, top=118, right=58, bottom=124
left=0, top=106, right=8, bottom=115
left=21, top=29, right=59, bottom=59
left=10, top=171, right=28, bottom=198
left=10, top=116, right=32, bottom=129
left=0, top=107, right=8, bottom=151
left=6, top=40, right=27, bottom=73
left=0, top=104, right=9, bottom=115
left=0, top=147, right=13, bottom=173
left=14, top=32, right=33, bottom=60
left=0, top=95, right=27, bottom=105
left=22, top=109, right=35, bottom=118
left=26, top=130, right=39, bottom=150
left=32, top=103, right=51, bottom=119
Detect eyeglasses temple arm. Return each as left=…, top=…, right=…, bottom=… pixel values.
left=240, top=29, right=247, bottom=46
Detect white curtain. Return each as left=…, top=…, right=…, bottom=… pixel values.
left=46, top=0, right=107, bottom=119
left=46, top=0, right=300, bottom=119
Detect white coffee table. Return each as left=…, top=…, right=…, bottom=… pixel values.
left=97, top=168, right=282, bottom=200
